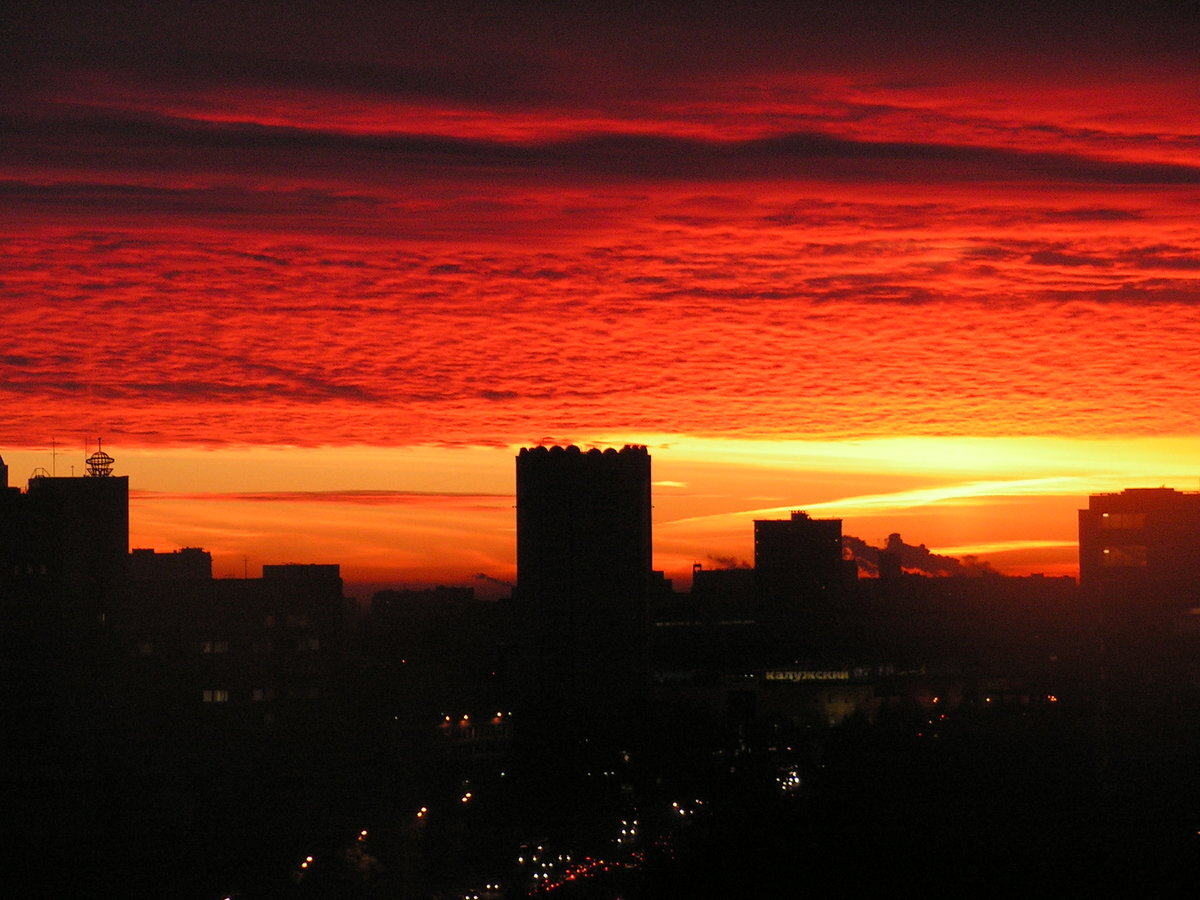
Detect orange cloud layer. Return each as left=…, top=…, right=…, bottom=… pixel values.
left=2, top=220, right=1197, bottom=448
left=4, top=5, right=1198, bottom=586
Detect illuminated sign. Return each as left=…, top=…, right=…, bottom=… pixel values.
left=764, top=670, right=850, bottom=682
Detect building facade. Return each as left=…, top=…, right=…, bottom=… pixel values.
left=1079, top=487, right=1200, bottom=607
left=118, top=559, right=351, bottom=768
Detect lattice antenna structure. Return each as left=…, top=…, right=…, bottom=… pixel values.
left=85, top=438, right=115, bottom=477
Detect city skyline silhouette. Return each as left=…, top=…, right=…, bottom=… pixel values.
left=6, top=4, right=1200, bottom=894
left=7, top=437, right=1200, bottom=895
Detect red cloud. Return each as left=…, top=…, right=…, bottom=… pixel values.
left=2, top=5, right=1198, bottom=452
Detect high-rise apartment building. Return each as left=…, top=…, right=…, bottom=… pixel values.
left=1, top=446, right=129, bottom=768
left=1079, top=485, right=1200, bottom=771
left=514, top=444, right=652, bottom=757
left=1079, top=487, right=1200, bottom=606
left=754, top=510, right=846, bottom=604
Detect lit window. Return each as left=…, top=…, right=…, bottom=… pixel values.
left=1100, top=545, right=1147, bottom=567
left=1099, top=512, right=1146, bottom=530
left=202, top=689, right=229, bottom=703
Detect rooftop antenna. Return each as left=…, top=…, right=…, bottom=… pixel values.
left=51, top=438, right=57, bottom=476
left=85, top=438, right=114, bottom=477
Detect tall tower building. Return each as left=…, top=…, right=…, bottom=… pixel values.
left=22, top=447, right=129, bottom=596
left=514, top=444, right=652, bottom=760
left=1, top=444, right=129, bottom=611
left=1078, top=484, right=1200, bottom=775
left=1, top=445, right=129, bottom=769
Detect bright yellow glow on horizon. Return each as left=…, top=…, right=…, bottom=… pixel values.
left=5, top=434, right=1199, bottom=593
left=932, top=539, right=1079, bottom=556
left=582, top=434, right=1200, bottom=481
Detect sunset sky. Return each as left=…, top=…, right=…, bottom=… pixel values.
left=4, top=3, right=1200, bottom=595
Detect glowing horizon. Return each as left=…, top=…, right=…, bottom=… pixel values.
left=5, top=433, right=1199, bottom=593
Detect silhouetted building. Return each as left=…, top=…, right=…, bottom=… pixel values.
left=1080, top=487, right=1200, bottom=669
left=690, top=563, right=755, bottom=607
left=1079, top=488, right=1200, bottom=780
left=1079, top=487, right=1200, bottom=607
left=514, top=444, right=652, bottom=760
left=4, top=452, right=129, bottom=599
left=0, top=447, right=129, bottom=770
left=366, top=585, right=510, bottom=740
left=370, top=584, right=476, bottom=617
left=130, top=546, right=213, bottom=581
left=516, top=445, right=652, bottom=606
left=116, top=558, right=352, bottom=769
left=754, top=510, right=849, bottom=604
left=651, top=564, right=760, bottom=688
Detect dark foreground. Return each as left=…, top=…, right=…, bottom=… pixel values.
left=8, top=705, right=1200, bottom=898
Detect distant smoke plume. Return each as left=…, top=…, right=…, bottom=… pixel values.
left=841, top=535, right=881, bottom=576
left=705, top=554, right=750, bottom=569
left=842, top=532, right=995, bottom=577
left=474, top=572, right=515, bottom=588
left=884, top=533, right=961, bottom=576
left=959, top=555, right=998, bottom=577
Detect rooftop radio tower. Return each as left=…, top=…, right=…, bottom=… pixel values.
left=85, top=439, right=115, bottom=477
